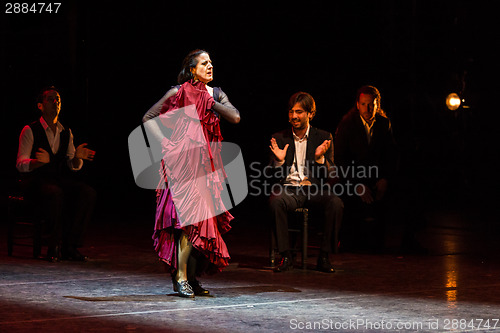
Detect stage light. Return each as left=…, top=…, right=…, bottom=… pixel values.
left=446, top=93, right=461, bottom=111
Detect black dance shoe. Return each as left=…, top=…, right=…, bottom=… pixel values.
left=175, top=280, right=195, bottom=298
left=189, top=279, right=210, bottom=296
left=316, top=254, right=335, bottom=273
left=172, top=276, right=208, bottom=296
left=273, top=256, right=293, bottom=273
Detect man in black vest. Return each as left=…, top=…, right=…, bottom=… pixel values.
left=268, top=92, right=343, bottom=273
left=16, top=87, right=96, bottom=262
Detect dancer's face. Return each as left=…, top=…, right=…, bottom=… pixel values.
left=192, top=53, right=213, bottom=84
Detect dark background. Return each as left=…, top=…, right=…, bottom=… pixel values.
left=2, top=1, right=497, bottom=230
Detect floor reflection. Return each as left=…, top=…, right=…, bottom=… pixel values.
left=445, top=255, right=458, bottom=309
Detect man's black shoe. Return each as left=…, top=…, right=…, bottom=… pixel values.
left=189, top=279, right=210, bottom=296
left=61, top=247, right=88, bottom=261
left=273, top=256, right=293, bottom=272
left=47, top=246, right=61, bottom=263
left=316, top=254, right=335, bottom=273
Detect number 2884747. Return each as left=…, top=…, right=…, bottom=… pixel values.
left=5, top=3, right=61, bottom=14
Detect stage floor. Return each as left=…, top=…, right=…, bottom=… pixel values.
left=1, top=205, right=499, bottom=332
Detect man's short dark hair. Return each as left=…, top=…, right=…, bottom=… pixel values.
left=288, top=92, right=316, bottom=119
left=36, top=86, right=59, bottom=104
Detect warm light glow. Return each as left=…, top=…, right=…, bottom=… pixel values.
left=446, top=270, right=457, bottom=304
left=445, top=255, right=458, bottom=309
left=446, top=93, right=461, bottom=111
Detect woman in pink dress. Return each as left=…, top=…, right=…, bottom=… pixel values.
left=142, top=50, right=240, bottom=297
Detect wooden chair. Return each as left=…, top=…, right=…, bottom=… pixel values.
left=7, top=193, right=44, bottom=258
left=270, top=206, right=340, bottom=270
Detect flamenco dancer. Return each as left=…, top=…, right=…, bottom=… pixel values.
left=142, top=49, right=240, bottom=297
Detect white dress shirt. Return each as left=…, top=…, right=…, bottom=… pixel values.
left=274, top=125, right=324, bottom=186
left=360, top=115, right=376, bottom=144
left=16, top=117, right=82, bottom=173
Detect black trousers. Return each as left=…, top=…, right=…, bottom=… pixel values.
left=23, top=176, right=96, bottom=249
left=269, top=185, right=343, bottom=254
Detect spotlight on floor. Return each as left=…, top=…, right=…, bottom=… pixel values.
left=446, top=93, right=461, bottom=111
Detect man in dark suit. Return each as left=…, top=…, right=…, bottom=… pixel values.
left=269, top=92, right=343, bottom=273
left=334, top=85, right=397, bottom=252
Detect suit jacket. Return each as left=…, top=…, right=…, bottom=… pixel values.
left=334, top=109, right=397, bottom=185
left=271, top=126, right=334, bottom=186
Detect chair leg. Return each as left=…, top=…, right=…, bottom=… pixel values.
left=7, top=198, right=15, bottom=257
left=334, top=222, right=340, bottom=254
left=7, top=220, right=14, bottom=257
left=302, top=208, right=308, bottom=270
left=33, top=221, right=42, bottom=258
left=334, top=201, right=343, bottom=254
left=270, top=229, right=276, bottom=268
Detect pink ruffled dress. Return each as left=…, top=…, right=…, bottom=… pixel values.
left=152, top=80, right=233, bottom=275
